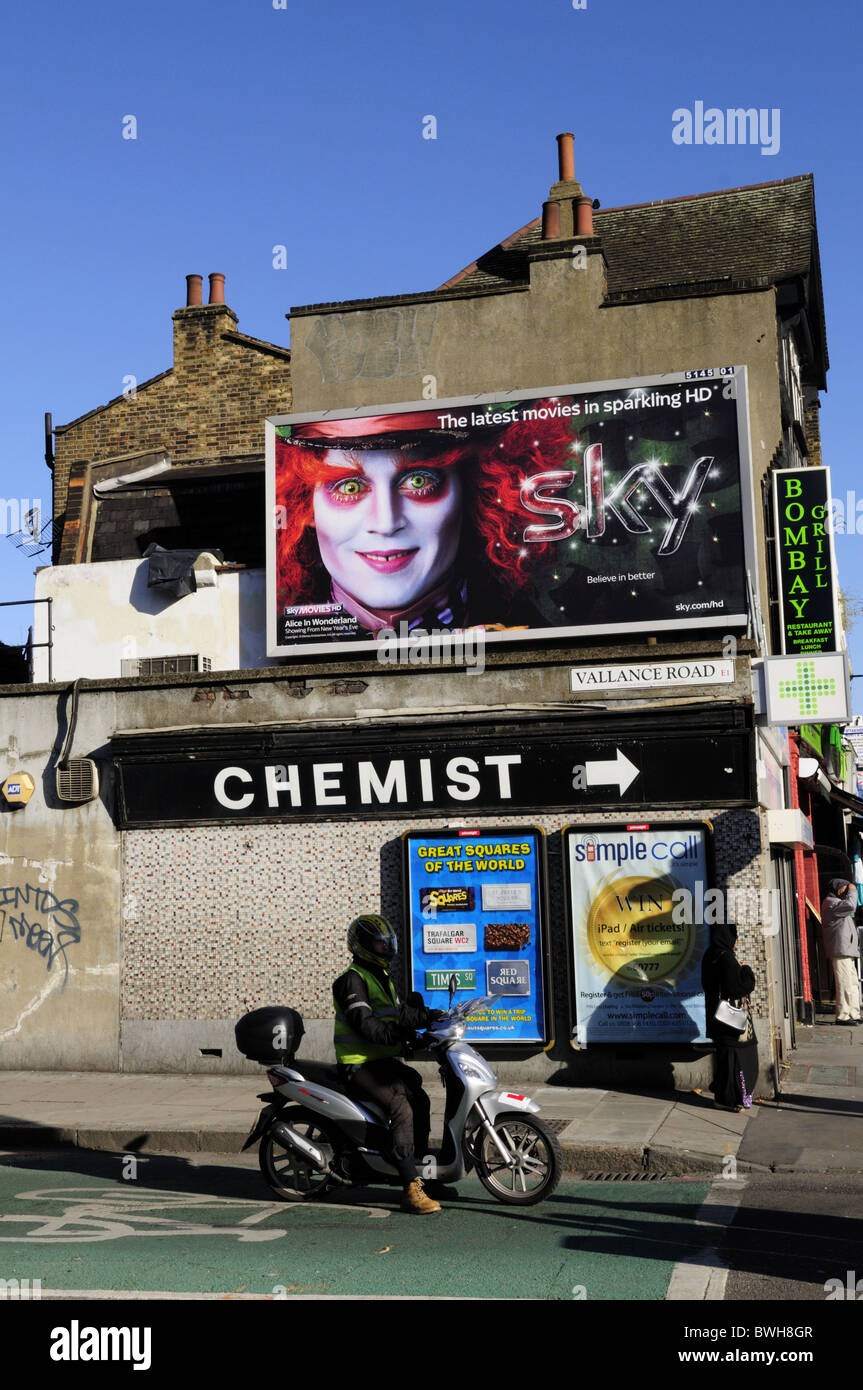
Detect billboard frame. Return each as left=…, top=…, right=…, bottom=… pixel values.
left=266, top=366, right=758, bottom=659
left=561, top=818, right=717, bottom=1047
left=401, top=825, right=552, bottom=1047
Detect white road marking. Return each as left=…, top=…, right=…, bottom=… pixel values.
left=0, top=1185, right=392, bottom=1242
left=666, top=1178, right=748, bottom=1301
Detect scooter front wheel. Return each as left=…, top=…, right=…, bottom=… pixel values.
left=474, top=1112, right=562, bottom=1205
left=258, top=1108, right=336, bottom=1202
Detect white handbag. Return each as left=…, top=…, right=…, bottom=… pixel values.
left=714, top=999, right=748, bottom=1031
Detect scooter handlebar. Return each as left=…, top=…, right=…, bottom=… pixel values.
left=418, top=995, right=496, bottom=1044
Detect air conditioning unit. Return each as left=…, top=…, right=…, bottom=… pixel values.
left=120, top=655, right=212, bottom=676
left=56, top=758, right=100, bottom=803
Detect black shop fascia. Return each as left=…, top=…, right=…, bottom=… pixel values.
left=111, top=705, right=756, bottom=827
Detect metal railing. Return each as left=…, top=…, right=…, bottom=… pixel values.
left=0, top=597, right=54, bottom=682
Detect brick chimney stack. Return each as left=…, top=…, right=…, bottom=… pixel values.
left=173, top=271, right=238, bottom=375
left=542, top=132, right=595, bottom=240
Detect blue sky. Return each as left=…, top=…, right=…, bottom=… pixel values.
left=1, top=0, right=861, bottom=707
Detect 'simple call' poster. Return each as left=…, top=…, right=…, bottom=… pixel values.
left=564, top=823, right=711, bottom=1045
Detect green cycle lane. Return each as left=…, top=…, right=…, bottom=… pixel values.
left=0, top=1151, right=710, bottom=1300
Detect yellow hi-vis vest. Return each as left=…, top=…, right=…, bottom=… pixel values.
left=333, top=962, right=401, bottom=1065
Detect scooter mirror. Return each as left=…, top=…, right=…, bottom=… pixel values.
left=448, top=974, right=457, bottom=1007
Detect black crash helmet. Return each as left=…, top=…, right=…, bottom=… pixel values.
left=348, top=914, right=399, bottom=965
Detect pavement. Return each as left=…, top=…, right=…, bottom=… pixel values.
left=1, top=1014, right=861, bottom=1177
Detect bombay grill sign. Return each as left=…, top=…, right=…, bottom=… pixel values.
left=266, top=368, right=755, bottom=658
left=772, top=466, right=839, bottom=655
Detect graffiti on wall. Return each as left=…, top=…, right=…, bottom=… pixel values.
left=0, top=884, right=82, bottom=985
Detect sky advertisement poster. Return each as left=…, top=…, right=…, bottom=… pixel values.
left=266, top=368, right=752, bottom=657
left=564, top=824, right=710, bottom=1045
left=404, top=828, right=547, bottom=1044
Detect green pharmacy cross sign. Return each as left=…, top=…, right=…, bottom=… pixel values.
left=777, top=661, right=837, bottom=718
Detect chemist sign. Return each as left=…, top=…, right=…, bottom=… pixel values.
left=564, top=822, right=712, bottom=1045
left=403, top=827, right=549, bottom=1044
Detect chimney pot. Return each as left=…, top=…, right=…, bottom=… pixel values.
left=556, top=132, right=575, bottom=183
left=208, top=273, right=226, bottom=305
left=542, top=200, right=562, bottom=240
left=575, top=196, right=594, bottom=237
left=186, top=274, right=203, bottom=307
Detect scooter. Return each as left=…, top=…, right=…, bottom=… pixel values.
left=240, top=992, right=562, bottom=1206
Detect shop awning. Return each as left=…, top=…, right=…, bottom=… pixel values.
left=824, top=782, right=863, bottom=817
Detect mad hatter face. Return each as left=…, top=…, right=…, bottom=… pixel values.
left=312, top=449, right=463, bottom=611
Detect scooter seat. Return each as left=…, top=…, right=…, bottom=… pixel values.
left=290, top=1060, right=352, bottom=1094
left=287, top=1061, right=388, bottom=1125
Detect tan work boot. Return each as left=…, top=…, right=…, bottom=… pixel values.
left=400, top=1178, right=441, bottom=1214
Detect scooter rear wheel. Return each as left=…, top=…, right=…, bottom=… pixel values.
left=473, top=1112, right=562, bottom=1205
left=259, top=1108, right=336, bottom=1202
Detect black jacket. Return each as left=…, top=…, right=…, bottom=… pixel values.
left=701, top=924, right=756, bottom=1043
left=333, top=961, right=435, bottom=1052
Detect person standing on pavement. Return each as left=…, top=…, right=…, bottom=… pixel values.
left=333, top=914, right=445, bottom=1214
left=701, top=922, right=759, bottom=1111
left=820, top=878, right=861, bottom=1026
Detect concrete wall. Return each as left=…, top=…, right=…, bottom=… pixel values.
left=32, top=562, right=274, bottom=681
left=0, top=650, right=776, bottom=1092
left=0, top=687, right=122, bottom=1068
left=117, top=804, right=770, bottom=1095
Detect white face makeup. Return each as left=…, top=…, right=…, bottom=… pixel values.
left=312, top=449, right=463, bottom=611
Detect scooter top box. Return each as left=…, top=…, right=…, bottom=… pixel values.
left=235, top=1006, right=304, bottom=1063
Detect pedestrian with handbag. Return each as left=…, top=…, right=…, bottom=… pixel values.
left=701, top=922, right=759, bottom=1112
left=820, top=878, right=861, bottom=1025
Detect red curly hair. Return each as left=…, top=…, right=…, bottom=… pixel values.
left=273, top=406, right=575, bottom=603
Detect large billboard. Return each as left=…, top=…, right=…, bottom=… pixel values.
left=266, top=368, right=754, bottom=657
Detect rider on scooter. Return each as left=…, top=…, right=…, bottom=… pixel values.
left=333, top=914, right=445, bottom=1214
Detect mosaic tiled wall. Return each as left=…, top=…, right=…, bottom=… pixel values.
left=121, top=807, right=769, bottom=1031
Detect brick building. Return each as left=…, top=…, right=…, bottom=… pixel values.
left=51, top=272, right=291, bottom=570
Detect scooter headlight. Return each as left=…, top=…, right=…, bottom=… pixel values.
left=457, top=1054, right=493, bottom=1082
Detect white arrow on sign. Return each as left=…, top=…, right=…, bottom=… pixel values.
left=584, top=749, right=640, bottom=797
